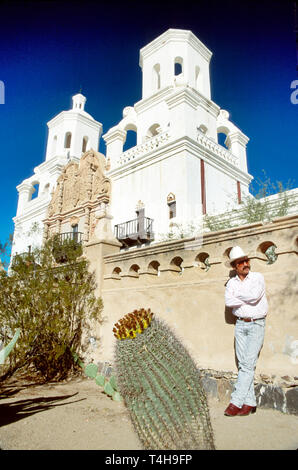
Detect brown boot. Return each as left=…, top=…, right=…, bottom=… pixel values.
left=237, top=405, right=257, bottom=416
left=224, top=403, right=242, bottom=416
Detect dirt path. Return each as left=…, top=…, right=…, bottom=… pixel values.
left=0, top=376, right=297, bottom=450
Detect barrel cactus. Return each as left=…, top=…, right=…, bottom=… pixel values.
left=113, top=308, right=215, bottom=450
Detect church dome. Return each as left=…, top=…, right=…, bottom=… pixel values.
left=66, top=93, right=95, bottom=120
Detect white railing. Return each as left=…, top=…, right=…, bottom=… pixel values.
left=117, top=130, right=171, bottom=166
left=115, top=129, right=239, bottom=167
left=197, top=131, right=239, bottom=167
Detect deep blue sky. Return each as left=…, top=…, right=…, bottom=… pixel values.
left=0, top=0, right=297, bottom=254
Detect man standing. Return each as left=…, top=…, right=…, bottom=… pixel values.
left=224, top=246, right=268, bottom=416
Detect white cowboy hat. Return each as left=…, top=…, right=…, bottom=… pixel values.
left=226, top=246, right=249, bottom=267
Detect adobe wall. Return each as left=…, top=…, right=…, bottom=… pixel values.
left=85, top=215, right=298, bottom=383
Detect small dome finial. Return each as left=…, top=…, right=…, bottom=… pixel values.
left=72, top=92, right=86, bottom=111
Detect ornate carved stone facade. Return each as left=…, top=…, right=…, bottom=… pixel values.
left=43, top=150, right=112, bottom=243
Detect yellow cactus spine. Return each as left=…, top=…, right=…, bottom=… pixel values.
left=113, top=308, right=154, bottom=340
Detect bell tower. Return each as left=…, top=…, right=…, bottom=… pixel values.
left=135, top=29, right=218, bottom=147
left=104, top=29, right=251, bottom=242
left=45, top=93, right=102, bottom=162
left=11, top=93, right=103, bottom=263
left=139, top=29, right=212, bottom=100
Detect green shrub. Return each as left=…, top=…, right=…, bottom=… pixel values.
left=0, top=237, right=103, bottom=382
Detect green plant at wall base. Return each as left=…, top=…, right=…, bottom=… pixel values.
left=72, top=354, right=121, bottom=401
left=0, top=329, right=21, bottom=365
left=0, top=237, right=103, bottom=382
left=113, top=308, right=215, bottom=450
left=52, top=234, right=83, bottom=264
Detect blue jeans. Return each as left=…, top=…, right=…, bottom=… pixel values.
left=230, top=318, right=265, bottom=408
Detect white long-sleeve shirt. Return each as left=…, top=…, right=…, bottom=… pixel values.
left=225, top=271, right=268, bottom=319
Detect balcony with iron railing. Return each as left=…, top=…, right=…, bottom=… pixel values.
left=51, top=231, right=83, bottom=263
left=114, top=217, right=154, bottom=247
left=11, top=250, right=36, bottom=263
left=10, top=247, right=41, bottom=272
left=56, top=231, right=84, bottom=244
left=11, top=232, right=84, bottom=268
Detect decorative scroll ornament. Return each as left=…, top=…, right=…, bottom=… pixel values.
left=47, top=150, right=110, bottom=217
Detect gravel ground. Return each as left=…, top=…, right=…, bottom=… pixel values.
left=0, top=376, right=297, bottom=451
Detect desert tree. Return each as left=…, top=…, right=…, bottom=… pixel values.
left=0, top=235, right=103, bottom=381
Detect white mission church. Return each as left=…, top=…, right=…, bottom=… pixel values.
left=11, top=29, right=255, bottom=260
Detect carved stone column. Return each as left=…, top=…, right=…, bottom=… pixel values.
left=84, top=207, right=91, bottom=243
left=58, top=178, right=64, bottom=214
left=43, top=223, right=50, bottom=244
left=87, top=163, right=93, bottom=201
left=57, top=218, right=62, bottom=234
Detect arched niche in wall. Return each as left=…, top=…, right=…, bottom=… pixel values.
left=41, top=182, right=50, bottom=196
left=174, top=56, right=183, bottom=76
left=195, top=252, right=210, bottom=271
left=82, top=136, right=89, bottom=153
left=170, top=256, right=183, bottom=274
left=147, top=260, right=160, bottom=276
left=129, top=264, right=140, bottom=277
left=217, top=125, right=231, bottom=150
left=258, top=241, right=278, bottom=265
left=146, top=123, right=162, bottom=140
left=52, top=135, right=57, bottom=156
left=152, top=63, right=161, bottom=91
left=64, top=132, right=72, bottom=149
left=198, top=124, right=208, bottom=135
left=123, top=124, right=137, bottom=152
left=112, top=267, right=122, bottom=279
left=167, top=193, right=176, bottom=219
left=29, top=181, right=40, bottom=201
left=195, top=65, right=203, bottom=92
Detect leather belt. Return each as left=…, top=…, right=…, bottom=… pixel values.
left=237, top=316, right=266, bottom=322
